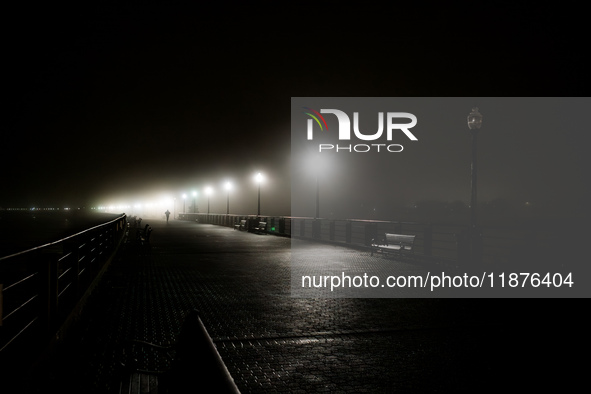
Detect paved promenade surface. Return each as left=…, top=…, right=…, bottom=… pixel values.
left=27, top=219, right=585, bottom=393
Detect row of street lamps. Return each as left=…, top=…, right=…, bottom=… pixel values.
left=174, top=109, right=483, bottom=265
left=170, top=109, right=482, bottom=224
left=178, top=172, right=264, bottom=216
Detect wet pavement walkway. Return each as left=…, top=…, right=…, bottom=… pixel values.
left=28, top=219, right=585, bottom=393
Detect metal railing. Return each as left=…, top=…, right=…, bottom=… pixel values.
left=177, top=213, right=576, bottom=269
left=0, top=213, right=127, bottom=370
left=178, top=213, right=462, bottom=262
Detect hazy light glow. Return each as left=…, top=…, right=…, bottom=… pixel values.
left=255, top=172, right=264, bottom=184
left=205, top=186, right=213, bottom=196
left=225, top=181, right=232, bottom=191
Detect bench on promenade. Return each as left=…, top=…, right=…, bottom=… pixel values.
left=234, top=219, right=247, bottom=231
left=371, top=233, right=415, bottom=257
left=137, top=224, right=152, bottom=245
left=252, top=221, right=267, bottom=234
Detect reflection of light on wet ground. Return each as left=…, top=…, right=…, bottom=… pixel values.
left=32, top=220, right=575, bottom=393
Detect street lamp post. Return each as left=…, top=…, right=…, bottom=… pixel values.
left=467, top=107, right=483, bottom=267
left=192, top=191, right=197, bottom=213
left=309, top=152, right=323, bottom=238
left=315, top=175, right=320, bottom=219
left=205, top=186, right=213, bottom=216
left=312, top=174, right=321, bottom=239
left=225, top=181, right=232, bottom=215
left=255, top=173, right=263, bottom=217
left=182, top=193, right=187, bottom=214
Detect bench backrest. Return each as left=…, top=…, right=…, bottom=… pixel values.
left=258, top=222, right=267, bottom=228
left=240, top=220, right=247, bottom=225
left=385, top=233, right=415, bottom=246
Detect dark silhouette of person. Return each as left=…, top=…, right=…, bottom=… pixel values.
left=165, top=210, right=171, bottom=223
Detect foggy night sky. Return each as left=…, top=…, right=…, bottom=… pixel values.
left=2, top=4, right=588, bottom=218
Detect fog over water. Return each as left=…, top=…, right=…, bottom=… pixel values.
left=0, top=210, right=122, bottom=258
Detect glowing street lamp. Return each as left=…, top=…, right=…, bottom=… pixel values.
left=255, top=172, right=264, bottom=217
left=224, top=181, right=232, bottom=215
left=182, top=193, right=187, bottom=213
left=205, top=186, right=213, bottom=215
left=467, top=107, right=483, bottom=267
left=192, top=191, right=198, bottom=213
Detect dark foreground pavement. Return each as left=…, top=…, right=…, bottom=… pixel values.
left=25, top=219, right=586, bottom=393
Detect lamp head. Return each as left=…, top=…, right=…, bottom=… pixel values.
left=467, top=107, right=483, bottom=130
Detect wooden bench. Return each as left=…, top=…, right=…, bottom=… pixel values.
left=252, top=221, right=267, bottom=234
left=371, top=233, right=415, bottom=257
left=234, top=219, right=247, bottom=231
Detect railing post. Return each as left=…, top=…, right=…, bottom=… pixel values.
left=313, top=219, right=321, bottom=239
left=345, top=221, right=352, bottom=244
left=65, top=241, right=80, bottom=300
left=72, top=245, right=80, bottom=299
left=78, top=241, right=87, bottom=288
left=470, top=227, right=483, bottom=269
left=41, top=254, right=59, bottom=334
left=279, top=218, right=285, bottom=234
left=364, top=223, right=377, bottom=246
left=456, top=228, right=470, bottom=269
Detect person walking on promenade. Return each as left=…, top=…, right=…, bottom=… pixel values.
left=165, top=209, right=171, bottom=223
